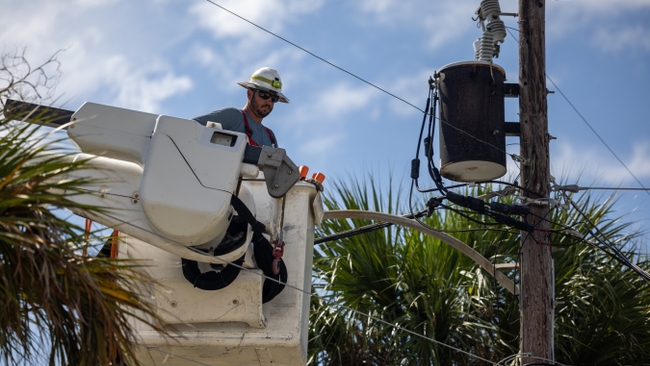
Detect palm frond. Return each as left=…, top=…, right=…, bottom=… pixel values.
left=0, top=111, right=170, bottom=366
left=310, top=173, right=650, bottom=365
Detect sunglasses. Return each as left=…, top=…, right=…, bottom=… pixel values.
left=253, top=89, right=280, bottom=103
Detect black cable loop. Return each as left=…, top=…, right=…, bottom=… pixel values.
left=413, top=85, right=432, bottom=160
left=411, top=85, right=433, bottom=191
left=426, top=87, right=447, bottom=194
left=412, top=81, right=448, bottom=195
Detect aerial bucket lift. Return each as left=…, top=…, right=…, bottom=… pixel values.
left=5, top=99, right=322, bottom=366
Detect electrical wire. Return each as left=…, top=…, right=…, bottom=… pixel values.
left=315, top=204, right=524, bottom=245
left=138, top=344, right=211, bottom=366
left=511, top=187, right=650, bottom=281
left=111, top=5, right=647, bottom=363
left=572, top=186, right=650, bottom=192
left=560, top=192, right=650, bottom=282
left=97, top=210, right=501, bottom=364
left=202, top=0, right=424, bottom=114
left=204, top=0, right=523, bottom=173
left=546, top=75, right=650, bottom=198
left=508, top=198, right=629, bottom=260
left=489, top=180, right=545, bottom=198
left=314, top=209, right=428, bottom=245
left=505, top=27, right=649, bottom=198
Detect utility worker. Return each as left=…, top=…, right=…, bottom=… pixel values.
left=193, top=67, right=289, bottom=148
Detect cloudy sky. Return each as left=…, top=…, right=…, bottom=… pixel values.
left=2, top=0, right=650, bottom=234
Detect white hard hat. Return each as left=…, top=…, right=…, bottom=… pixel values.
left=237, top=67, right=289, bottom=103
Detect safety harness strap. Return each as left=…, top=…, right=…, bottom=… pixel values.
left=181, top=256, right=244, bottom=290
left=230, top=194, right=266, bottom=234
left=231, top=193, right=287, bottom=302
left=253, top=232, right=287, bottom=303
left=181, top=194, right=286, bottom=302
left=240, top=110, right=277, bottom=148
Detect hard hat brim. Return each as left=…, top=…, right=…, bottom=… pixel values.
left=237, top=81, right=289, bottom=103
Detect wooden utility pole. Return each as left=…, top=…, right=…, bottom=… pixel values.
left=518, top=0, right=554, bottom=364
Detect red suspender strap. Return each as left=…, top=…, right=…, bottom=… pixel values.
left=264, top=127, right=277, bottom=147
left=240, top=110, right=277, bottom=147
left=240, top=110, right=259, bottom=147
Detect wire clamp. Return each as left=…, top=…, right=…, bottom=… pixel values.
left=519, top=197, right=550, bottom=206
left=511, top=154, right=529, bottom=166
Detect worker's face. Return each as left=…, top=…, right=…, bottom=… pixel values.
left=248, top=89, right=274, bottom=119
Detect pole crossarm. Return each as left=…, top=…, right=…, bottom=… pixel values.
left=322, top=209, right=518, bottom=295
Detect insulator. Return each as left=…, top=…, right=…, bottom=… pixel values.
left=478, top=0, right=502, bottom=19
left=473, top=38, right=482, bottom=60
left=477, top=0, right=506, bottom=45
left=478, top=31, right=494, bottom=61
left=487, top=18, right=506, bottom=43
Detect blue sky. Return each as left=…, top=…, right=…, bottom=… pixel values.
left=2, top=0, right=650, bottom=238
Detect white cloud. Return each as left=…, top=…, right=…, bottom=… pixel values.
left=317, top=83, right=379, bottom=117
left=275, top=80, right=380, bottom=144
left=190, top=44, right=224, bottom=67
left=298, top=133, right=346, bottom=156
left=281, top=80, right=380, bottom=128
left=107, top=58, right=193, bottom=112
left=1, top=1, right=197, bottom=112
left=424, top=3, right=486, bottom=50
left=551, top=140, right=650, bottom=187
left=591, top=25, right=650, bottom=53
left=621, top=142, right=650, bottom=179
left=547, top=0, right=650, bottom=42
left=0, top=3, right=64, bottom=59
left=188, top=0, right=324, bottom=41
left=386, top=69, right=435, bottom=116
left=549, top=0, right=650, bottom=14
left=355, top=0, right=480, bottom=50
left=74, top=0, right=120, bottom=7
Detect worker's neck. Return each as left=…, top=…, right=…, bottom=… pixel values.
left=243, top=106, right=263, bottom=123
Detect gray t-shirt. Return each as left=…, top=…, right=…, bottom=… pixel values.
left=193, top=107, right=278, bottom=147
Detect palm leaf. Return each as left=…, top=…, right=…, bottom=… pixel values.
left=309, top=172, right=650, bottom=365
left=0, top=110, right=170, bottom=366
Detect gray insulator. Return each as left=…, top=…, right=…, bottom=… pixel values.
left=487, top=18, right=506, bottom=43
left=479, top=32, right=495, bottom=61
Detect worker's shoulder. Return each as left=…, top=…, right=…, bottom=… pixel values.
left=198, top=107, right=241, bottom=119
left=193, top=107, right=242, bottom=126
left=212, top=107, right=241, bottom=116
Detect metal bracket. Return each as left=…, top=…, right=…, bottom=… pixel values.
left=257, top=146, right=300, bottom=198
left=504, top=83, right=520, bottom=98
left=505, top=122, right=521, bottom=136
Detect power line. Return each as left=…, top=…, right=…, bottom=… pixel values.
left=560, top=192, right=650, bottom=282
left=546, top=75, right=650, bottom=198
left=139, top=344, right=211, bottom=366
left=129, top=4, right=648, bottom=363
left=506, top=27, right=649, bottom=198
left=202, top=0, right=424, bottom=113
left=554, top=184, right=650, bottom=192
left=100, top=211, right=499, bottom=365
left=581, top=187, right=650, bottom=191
left=204, top=0, right=527, bottom=173
left=114, top=191, right=645, bottom=365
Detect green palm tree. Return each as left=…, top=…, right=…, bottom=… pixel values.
left=0, top=55, right=169, bottom=365
left=309, top=174, right=650, bottom=365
